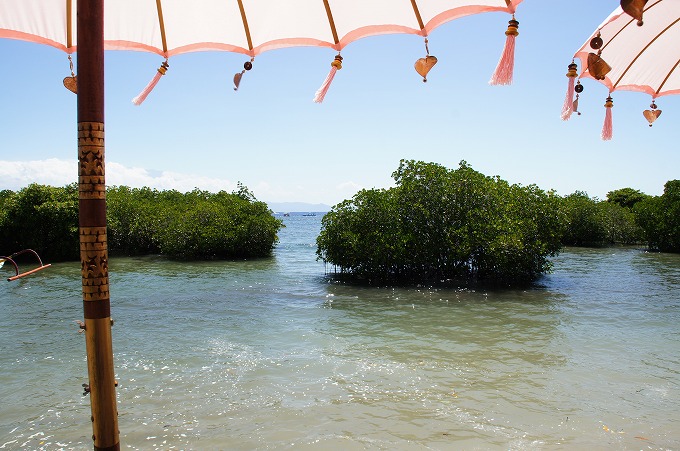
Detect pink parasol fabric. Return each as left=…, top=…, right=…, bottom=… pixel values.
left=574, top=1, right=680, bottom=99
left=563, top=0, right=680, bottom=137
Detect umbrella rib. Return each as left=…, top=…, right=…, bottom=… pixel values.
left=504, top=0, right=517, bottom=14
left=236, top=0, right=254, bottom=52
left=155, top=0, right=169, bottom=55
left=613, top=16, right=680, bottom=89
left=409, top=0, right=426, bottom=31
left=656, top=56, right=680, bottom=96
left=601, top=0, right=663, bottom=53
left=322, top=0, right=340, bottom=46
left=66, top=0, right=73, bottom=49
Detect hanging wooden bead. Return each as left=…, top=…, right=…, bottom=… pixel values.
left=331, top=54, right=343, bottom=70
left=621, top=0, right=646, bottom=26
left=234, top=58, right=254, bottom=91
left=588, top=53, right=611, bottom=80
left=573, top=80, right=583, bottom=116
left=590, top=32, right=603, bottom=50
left=63, top=54, right=77, bottom=94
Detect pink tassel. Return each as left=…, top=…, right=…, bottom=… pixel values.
left=313, top=55, right=343, bottom=104
left=561, top=76, right=575, bottom=120
left=561, top=63, right=578, bottom=120
left=489, top=18, right=519, bottom=86
left=132, top=61, right=169, bottom=105
left=601, top=96, right=614, bottom=140
left=313, top=67, right=337, bottom=103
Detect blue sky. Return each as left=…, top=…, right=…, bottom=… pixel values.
left=1, top=0, right=678, bottom=206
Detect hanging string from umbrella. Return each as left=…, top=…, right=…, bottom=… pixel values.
left=313, top=0, right=343, bottom=103
left=62, top=0, right=78, bottom=94
left=414, top=38, right=438, bottom=82
left=132, top=0, right=169, bottom=105
left=643, top=99, right=662, bottom=126
left=64, top=54, right=78, bottom=94
left=588, top=31, right=616, bottom=140
left=489, top=14, right=519, bottom=85
left=233, top=0, right=256, bottom=91
left=411, top=0, right=438, bottom=83
left=560, top=62, right=579, bottom=120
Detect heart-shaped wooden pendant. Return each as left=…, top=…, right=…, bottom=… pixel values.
left=414, top=55, right=437, bottom=82
left=63, top=75, right=77, bottom=94
left=643, top=108, right=661, bottom=126
left=587, top=53, right=611, bottom=80
left=233, top=72, right=243, bottom=91
left=621, top=0, right=647, bottom=26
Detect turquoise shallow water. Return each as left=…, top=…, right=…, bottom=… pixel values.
left=1, top=215, right=679, bottom=450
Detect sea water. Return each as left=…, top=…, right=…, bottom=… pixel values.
left=1, top=215, right=679, bottom=450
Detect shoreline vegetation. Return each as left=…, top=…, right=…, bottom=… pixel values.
left=316, top=160, right=679, bottom=286
left=1, top=161, right=678, bottom=286
left=0, top=183, right=283, bottom=262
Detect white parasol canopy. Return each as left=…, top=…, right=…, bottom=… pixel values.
left=0, top=0, right=522, bottom=57
left=1, top=0, right=524, bottom=102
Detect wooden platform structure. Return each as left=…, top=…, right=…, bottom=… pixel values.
left=1, top=249, right=51, bottom=282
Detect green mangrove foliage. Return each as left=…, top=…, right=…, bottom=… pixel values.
left=558, top=191, right=644, bottom=246
left=317, top=160, right=564, bottom=285
left=0, top=184, right=79, bottom=261
left=0, top=183, right=282, bottom=261
left=634, top=180, right=680, bottom=252
left=607, top=188, right=650, bottom=210
left=108, top=184, right=282, bottom=259
left=555, top=186, right=680, bottom=248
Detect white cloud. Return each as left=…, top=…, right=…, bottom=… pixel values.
left=106, top=162, right=236, bottom=193
left=0, top=159, right=237, bottom=193
left=335, top=180, right=363, bottom=196
left=0, top=159, right=360, bottom=204
left=0, top=158, right=76, bottom=189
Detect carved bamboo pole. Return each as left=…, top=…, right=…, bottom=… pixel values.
left=77, top=1, right=120, bottom=449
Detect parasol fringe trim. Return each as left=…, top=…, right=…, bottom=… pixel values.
left=489, top=35, right=516, bottom=85
left=489, top=18, right=518, bottom=86
left=602, top=96, right=614, bottom=140
left=132, top=61, right=169, bottom=106
left=314, top=55, right=342, bottom=103
left=313, top=66, right=336, bottom=103
left=561, top=62, right=578, bottom=121
left=561, top=76, right=575, bottom=120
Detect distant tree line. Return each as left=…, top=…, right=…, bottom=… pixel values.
left=561, top=182, right=680, bottom=252
left=0, top=183, right=282, bottom=262
left=2, top=171, right=678, bottom=280
left=316, top=160, right=680, bottom=286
